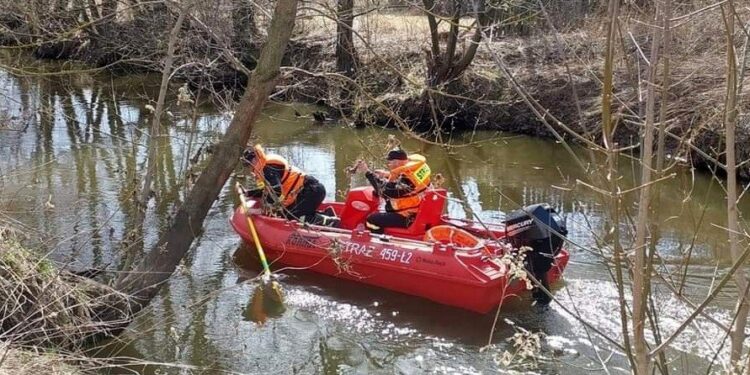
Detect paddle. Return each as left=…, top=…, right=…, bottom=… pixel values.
left=244, top=282, right=286, bottom=325
left=235, top=182, right=285, bottom=311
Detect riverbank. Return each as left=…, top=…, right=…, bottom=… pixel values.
left=0, top=232, right=133, bottom=373
left=0, top=237, right=83, bottom=374
left=282, top=12, right=750, bottom=179
left=0, top=343, right=81, bottom=374
left=1, top=7, right=748, bottom=179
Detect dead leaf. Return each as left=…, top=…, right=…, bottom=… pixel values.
left=45, top=195, right=55, bottom=210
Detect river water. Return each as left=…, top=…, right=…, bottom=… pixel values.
left=0, top=56, right=748, bottom=374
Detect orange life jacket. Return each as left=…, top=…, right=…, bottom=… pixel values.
left=387, top=154, right=431, bottom=216
left=250, top=145, right=306, bottom=207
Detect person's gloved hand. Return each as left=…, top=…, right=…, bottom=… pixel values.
left=355, top=159, right=369, bottom=174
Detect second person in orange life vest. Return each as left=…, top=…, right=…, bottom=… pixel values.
left=241, top=145, right=336, bottom=225
left=354, top=148, right=432, bottom=234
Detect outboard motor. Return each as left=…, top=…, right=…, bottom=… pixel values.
left=504, top=203, right=568, bottom=304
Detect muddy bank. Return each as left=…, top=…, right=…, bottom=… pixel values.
left=280, top=30, right=750, bottom=180
left=2, top=11, right=749, bottom=180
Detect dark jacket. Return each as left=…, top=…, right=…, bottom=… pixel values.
left=365, top=171, right=416, bottom=213
left=245, top=164, right=286, bottom=203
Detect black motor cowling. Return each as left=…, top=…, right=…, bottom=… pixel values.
left=504, top=203, right=567, bottom=256
left=504, top=203, right=568, bottom=303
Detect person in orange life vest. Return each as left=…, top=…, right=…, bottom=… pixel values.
left=354, top=148, right=432, bottom=234
left=241, top=144, right=328, bottom=224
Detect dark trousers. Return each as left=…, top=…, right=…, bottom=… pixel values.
left=365, top=212, right=411, bottom=234
left=284, top=177, right=326, bottom=223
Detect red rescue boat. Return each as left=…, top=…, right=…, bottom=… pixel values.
left=230, top=187, right=570, bottom=313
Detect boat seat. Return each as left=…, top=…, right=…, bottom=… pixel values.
left=385, top=189, right=447, bottom=238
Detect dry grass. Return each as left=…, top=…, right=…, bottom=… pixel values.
left=0, top=343, right=81, bottom=374
left=0, top=226, right=218, bottom=375
left=0, top=238, right=131, bottom=351
left=0, top=229, right=110, bottom=374
left=299, top=11, right=476, bottom=59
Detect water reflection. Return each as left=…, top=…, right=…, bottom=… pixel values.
left=1, top=55, right=748, bottom=374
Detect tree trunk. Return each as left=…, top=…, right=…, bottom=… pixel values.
left=101, top=0, right=117, bottom=18
left=335, top=0, right=357, bottom=76
left=115, top=0, right=300, bottom=315
left=423, top=0, right=486, bottom=87
left=28, top=0, right=43, bottom=37
left=139, top=5, right=187, bottom=207
left=656, top=0, right=670, bottom=175
left=232, top=0, right=258, bottom=50
left=632, top=3, right=662, bottom=373
left=723, top=0, right=749, bottom=366
left=53, top=0, right=67, bottom=12
left=423, top=0, right=441, bottom=59
left=651, top=1, right=672, bottom=371
left=434, top=0, right=460, bottom=83
left=87, top=0, right=101, bottom=21
left=601, top=0, right=639, bottom=370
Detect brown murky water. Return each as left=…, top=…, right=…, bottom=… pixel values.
left=1, top=54, right=747, bottom=374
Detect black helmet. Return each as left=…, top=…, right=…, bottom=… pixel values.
left=241, top=147, right=257, bottom=166
left=386, top=148, right=407, bottom=161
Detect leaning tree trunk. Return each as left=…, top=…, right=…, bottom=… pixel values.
left=335, top=0, right=357, bottom=76
left=115, top=0, right=300, bottom=316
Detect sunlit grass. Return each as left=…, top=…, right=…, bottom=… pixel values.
left=299, top=11, right=476, bottom=53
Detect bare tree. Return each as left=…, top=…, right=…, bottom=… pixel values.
left=115, top=0, right=300, bottom=317
left=139, top=2, right=188, bottom=207
left=101, top=0, right=116, bottom=18
left=233, top=0, right=258, bottom=52
left=631, top=2, right=663, bottom=372
left=422, top=0, right=487, bottom=87
left=336, top=0, right=357, bottom=76
left=723, top=0, right=749, bottom=367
